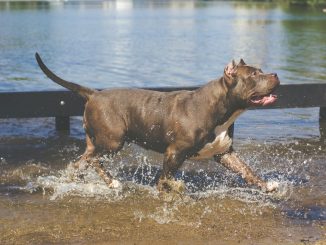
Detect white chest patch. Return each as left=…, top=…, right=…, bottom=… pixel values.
left=191, top=110, right=245, bottom=160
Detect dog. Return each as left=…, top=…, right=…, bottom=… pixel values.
left=35, top=53, right=280, bottom=193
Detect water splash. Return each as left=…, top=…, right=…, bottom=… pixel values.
left=17, top=145, right=296, bottom=206
left=23, top=165, right=292, bottom=219
left=34, top=163, right=124, bottom=201
left=190, top=183, right=291, bottom=208
left=148, top=202, right=180, bottom=224
left=8, top=138, right=323, bottom=229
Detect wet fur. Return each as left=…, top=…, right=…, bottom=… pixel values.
left=36, top=53, right=280, bottom=193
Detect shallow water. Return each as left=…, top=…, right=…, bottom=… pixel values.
left=1, top=1, right=326, bottom=244
left=0, top=118, right=325, bottom=244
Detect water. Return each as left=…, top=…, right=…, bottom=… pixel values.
left=0, top=1, right=325, bottom=244
left=1, top=1, right=325, bottom=91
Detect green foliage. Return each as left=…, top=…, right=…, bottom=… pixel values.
left=284, top=0, right=326, bottom=6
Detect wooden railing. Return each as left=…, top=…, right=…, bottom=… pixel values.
left=1, top=83, right=325, bottom=139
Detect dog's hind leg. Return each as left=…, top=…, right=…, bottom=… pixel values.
left=68, top=134, right=96, bottom=181
left=89, top=156, right=121, bottom=188
left=214, top=152, right=278, bottom=192
left=72, top=134, right=96, bottom=170
left=72, top=133, right=123, bottom=188
left=90, top=131, right=125, bottom=188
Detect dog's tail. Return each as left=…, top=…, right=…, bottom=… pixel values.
left=35, top=52, right=95, bottom=100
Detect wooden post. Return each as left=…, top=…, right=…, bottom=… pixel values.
left=55, top=116, right=70, bottom=132
left=319, top=107, right=326, bottom=141
left=228, top=123, right=235, bottom=139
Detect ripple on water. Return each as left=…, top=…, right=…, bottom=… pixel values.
left=0, top=138, right=324, bottom=230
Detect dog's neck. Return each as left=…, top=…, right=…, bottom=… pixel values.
left=194, top=77, right=246, bottom=127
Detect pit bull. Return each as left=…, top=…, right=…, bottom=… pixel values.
left=35, top=53, right=280, bottom=193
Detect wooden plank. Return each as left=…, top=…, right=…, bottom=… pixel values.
left=0, top=83, right=325, bottom=118
left=149, top=83, right=326, bottom=109
left=320, top=107, right=326, bottom=122
left=55, top=116, right=70, bottom=132
left=253, top=83, right=326, bottom=109
left=0, top=90, right=85, bottom=118
left=320, top=107, right=326, bottom=141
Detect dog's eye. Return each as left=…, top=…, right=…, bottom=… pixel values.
left=251, top=71, right=258, bottom=76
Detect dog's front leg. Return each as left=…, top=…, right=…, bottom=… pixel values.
left=214, top=152, right=278, bottom=192
left=157, top=143, right=188, bottom=193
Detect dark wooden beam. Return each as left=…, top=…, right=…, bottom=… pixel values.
left=0, top=90, right=85, bottom=118
left=320, top=107, right=326, bottom=141
left=55, top=116, right=70, bottom=132
left=254, top=83, right=326, bottom=109
left=1, top=84, right=326, bottom=119
left=0, top=83, right=325, bottom=135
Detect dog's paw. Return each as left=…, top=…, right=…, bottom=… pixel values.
left=108, top=179, right=122, bottom=189
left=157, top=179, right=185, bottom=202
left=157, top=179, right=185, bottom=194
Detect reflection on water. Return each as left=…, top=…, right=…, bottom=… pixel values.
left=1, top=1, right=326, bottom=244
left=0, top=0, right=325, bottom=92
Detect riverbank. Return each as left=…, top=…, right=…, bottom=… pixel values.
left=1, top=0, right=326, bottom=8
left=286, top=0, right=326, bottom=7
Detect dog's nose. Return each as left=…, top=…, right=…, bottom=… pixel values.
left=270, top=73, right=280, bottom=86
left=271, top=73, right=278, bottom=78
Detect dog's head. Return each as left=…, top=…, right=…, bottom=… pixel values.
left=223, top=59, right=280, bottom=107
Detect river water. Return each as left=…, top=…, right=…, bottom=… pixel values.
left=0, top=1, right=325, bottom=244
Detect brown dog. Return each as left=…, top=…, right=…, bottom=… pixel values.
left=36, top=53, right=280, bottom=192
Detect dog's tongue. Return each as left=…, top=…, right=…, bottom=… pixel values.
left=251, top=94, right=277, bottom=106
left=262, top=94, right=277, bottom=106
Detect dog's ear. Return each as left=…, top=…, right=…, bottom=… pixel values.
left=224, top=60, right=236, bottom=76
left=239, top=59, right=246, bottom=66
left=223, top=60, right=237, bottom=86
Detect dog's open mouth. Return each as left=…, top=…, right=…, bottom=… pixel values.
left=250, top=94, right=277, bottom=106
